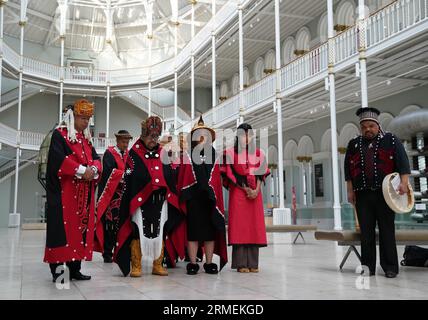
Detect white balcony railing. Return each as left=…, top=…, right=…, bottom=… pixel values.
left=23, top=56, right=61, bottom=79
left=0, top=122, right=18, bottom=147
left=20, top=131, right=46, bottom=149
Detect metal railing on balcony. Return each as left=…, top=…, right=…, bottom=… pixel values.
left=23, top=57, right=61, bottom=79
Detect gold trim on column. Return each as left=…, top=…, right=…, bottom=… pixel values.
left=18, top=21, right=26, bottom=27
left=334, top=24, right=349, bottom=32
left=294, top=49, right=308, bottom=56
left=338, top=147, right=347, bottom=154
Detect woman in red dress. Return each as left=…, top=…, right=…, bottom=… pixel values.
left=221, top=123, right=270, bottom=273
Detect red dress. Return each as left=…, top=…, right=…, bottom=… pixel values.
left=221, top=147, right=270, bottom=246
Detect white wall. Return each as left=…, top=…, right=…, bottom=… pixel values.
left=0, top=177, right=11, bottom=227
left=8, top=164, right=45, bottom=226
left=178, top=87, right=212, bottom=115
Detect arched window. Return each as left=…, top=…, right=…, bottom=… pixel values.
left=282, top=37, right=296, bottom=65
left=320, top=129, right=339, bottom=152
left=295, top=27, right=311, bottom=56
left=318, top=12, right=329, bottom=43
left=338, top=123, right=360, bottom=148
left=378, top=112, right=394, bottom=131
left=284, top=140, right=298, bottom=160
left=231, top=73, right=239, bottom=96
left=243, top=67, right=250, bottom=88
left=297, top=135, right=314, bottom=158
left=264, top=49, right=275, bottom=74
left=254, top=57, right=265, bottom=82
left=335, top=0, right=356, bottom=32
left=219, top=81, right=228, bottom=102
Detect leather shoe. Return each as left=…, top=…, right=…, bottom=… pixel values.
left=203, top=263, right=218, bottom=274
left=103, top=256, right=113, bottom=263
left=186, top=263, right=199, bottom=275
left=71, top=271, right=91, bottom=281
left=385, top=271, right=397, bottom=278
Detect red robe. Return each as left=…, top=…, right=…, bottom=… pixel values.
left=94, top=146, right=128, bottom=253
left=221, top=147, right=270, bottom=246
left=114, top=140, right=195, bottom=276
left=43, top=128, right=102, bottom=264
left=180, top=148, right=228, bottom=270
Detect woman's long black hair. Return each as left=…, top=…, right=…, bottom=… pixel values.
left=234, top=122, right=256, bottom=154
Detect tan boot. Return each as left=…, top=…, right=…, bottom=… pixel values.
left=152, top=242, right=168, bottom=276
left=130, top=239, right=142, bottom=277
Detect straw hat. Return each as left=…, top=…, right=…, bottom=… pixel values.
left=191, top=115, right=215, bottom=142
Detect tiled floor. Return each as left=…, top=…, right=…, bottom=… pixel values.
left=1, top=228, right=427, bottom=300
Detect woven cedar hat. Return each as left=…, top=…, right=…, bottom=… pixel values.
left=191, top=115, right=216, bottom=142
left=114, top=130, right=133, bottom=140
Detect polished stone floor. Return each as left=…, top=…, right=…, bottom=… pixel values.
left=0, top=227, right=427, bottom=300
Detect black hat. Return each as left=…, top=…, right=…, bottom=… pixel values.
left=356, top=107, right=380, bottom=124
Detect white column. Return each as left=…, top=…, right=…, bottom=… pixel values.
left=148, top=35, right=152, bottom=117
left=238, top=2, right=244, bottom=124
left=59, top=36, right=65, bottom=124
left=0, top=2, right=5, bottom=108
left=190, top=0, right=195, bottom=120
left=274, top=0, right=285, bottom=209
left=301, top=161, right=307, bottom=206
left=174, top=21, right=178, bottom=133
left=106, top=83, right=110, bottom=139
left=307, top=160, right=313, bottom=206
left=11, top=2, right=27, bottom=227
left=148, top=81, right=152, bottom=117
left=211, top=0, right=217, bottom=123
left=148, top=33, right=152, bottom=117
left=58, top=0, right=68, bottom=124
left=358, top=0, right=368, bottom=109
left=327, top=0, right=342, bottom=230
left=145, top=0, right=154, bottom=117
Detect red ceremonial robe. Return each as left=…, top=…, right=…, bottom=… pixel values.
left=94, top=146, right=128, bottom=253
left=43, top=128, right=102, bottom=264
left=181, top=147, right=228, bottom=270
left=221, top=147, right=270, bottom=246
left=114, top=140, right=195, bottom=276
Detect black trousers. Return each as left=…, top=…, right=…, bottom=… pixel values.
left=49, top=260, right=81, bottom=277
left=103, top=215, right=118, bottom=259
left=355, top=190, right=399, bottom=274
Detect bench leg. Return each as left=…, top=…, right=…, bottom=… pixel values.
left=292, top=232, right=305, bottom=244
left=339, top=245, right=361, bottom=270
left=351, top=245, right=361, bottom=262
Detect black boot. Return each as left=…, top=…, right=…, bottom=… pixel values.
left=70, top=271, right=92, bottom=281
left=68, top=260, right=91, bottom=281
left=186, top=263, right=200, bottom=275
left=203, top=263, right=218, bottom=274
left=103, top=255, right=113, bottom=263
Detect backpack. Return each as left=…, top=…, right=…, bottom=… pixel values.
left=400, top=245, right=428, bottom=267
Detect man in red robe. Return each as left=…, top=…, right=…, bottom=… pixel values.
left=95, top=130, right=133, bottom=263
left=114, top=116, right=194, bottom=277
left=43, top=99, right=102, bottom=283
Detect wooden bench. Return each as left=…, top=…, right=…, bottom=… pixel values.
left=315, top=230, right=428, bottom=270
left=266, top=224, right=318, bottom=244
